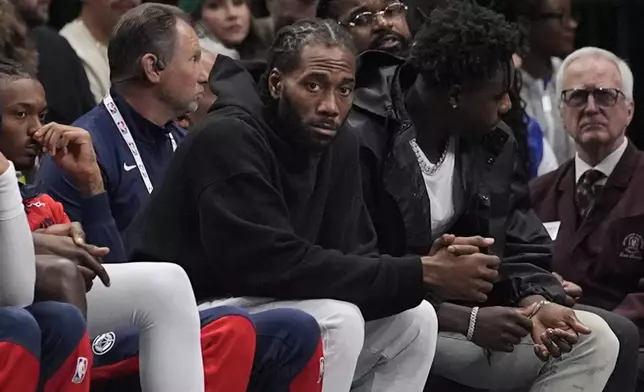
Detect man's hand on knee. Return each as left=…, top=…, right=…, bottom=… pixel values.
left=530, top=302, right=592, bottom=361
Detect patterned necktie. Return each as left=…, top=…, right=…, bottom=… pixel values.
left=575, top=169, right=605, bottom=220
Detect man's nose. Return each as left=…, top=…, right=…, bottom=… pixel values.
left=198, top=63, right=209, bottom=84
left=373, top=12, right=394, bottom=30
left=583, top=94, right=600, bottom=113
left=27, top=118, right=43, bottom=136
left=318, top=92, right=340, bottom=118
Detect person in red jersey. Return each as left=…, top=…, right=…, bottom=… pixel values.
left=0, top=149, right=92, bottom=392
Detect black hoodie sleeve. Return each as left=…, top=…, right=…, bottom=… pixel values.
left=188, top=117, right=425, bottom=321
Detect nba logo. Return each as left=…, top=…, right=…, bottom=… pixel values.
left=72, top=357, right=88, bottom=384
left=107, top=102, right=117, bottom=114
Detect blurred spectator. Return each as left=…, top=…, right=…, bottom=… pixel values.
left=8, top=0, right=95, bottom=125
left=497, top=0, right=578, bottom=164
left=255, top=0, right=318, bottom=45
left=179, top=0, right=267, bottom=60
left=316, top=0, right=411, bottom=55
left=531, top=46, right=641, bottom=392
left=0, top=0, right=37, bottom=73
left=502, top=46, right=559, bottom=180
left=60, top=0, right=142, bottom=104
left=525, top=114, right=559, bottom=177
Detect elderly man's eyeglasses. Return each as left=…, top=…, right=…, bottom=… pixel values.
left=345, top=3, right=408, bottom=28
left=561, top=88, right=625, bottom=108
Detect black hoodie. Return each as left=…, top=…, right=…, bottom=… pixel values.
left=124, top=56, right=425, bottom=321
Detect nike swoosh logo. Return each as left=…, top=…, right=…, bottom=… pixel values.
left=123, top=163, right=137, bottom=172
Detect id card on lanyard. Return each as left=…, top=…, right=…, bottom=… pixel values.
left=103, top=93, right=177, bottom=194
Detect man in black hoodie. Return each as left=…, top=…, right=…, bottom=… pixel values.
left=126, top=19, right=504, bottom=391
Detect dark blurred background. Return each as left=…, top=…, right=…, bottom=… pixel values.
left=47, top=0, right=644, bottom=149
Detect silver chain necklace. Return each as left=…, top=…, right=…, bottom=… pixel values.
left=409, top=138, right=450, bottom=175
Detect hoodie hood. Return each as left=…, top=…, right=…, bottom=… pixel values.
left=353, top=50, right=407, bottom=119
left=208, top=55, right=266, bottom=119
left=206, top=53, right=315, bottom=166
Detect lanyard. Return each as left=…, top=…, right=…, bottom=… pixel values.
left=103, top=93, right=176, bottom=194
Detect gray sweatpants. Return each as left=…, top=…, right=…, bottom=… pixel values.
left=198, top=297, right=438, bottom=392
left=431, top=310, right=619, bottom=392
left=87, top=262, right=204, bottom=392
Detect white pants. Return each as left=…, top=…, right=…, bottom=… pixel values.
left=87, top=262, right=204, bottom=392
left=432, top=310, right=619, bottom=392
left=199, top=297, right=438, bottom=392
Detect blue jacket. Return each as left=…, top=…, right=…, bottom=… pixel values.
left=35, top=89, right=186, bottom=262
left=526, top=115, right=545, bottom=179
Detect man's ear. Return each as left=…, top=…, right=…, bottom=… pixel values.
left=140, top=53, right=162, bottom=84
left=447, top=85, right=461, bottom=108
left=267, top=68, right=283, bottom=99
left=626, top=99, right=635, bottom=126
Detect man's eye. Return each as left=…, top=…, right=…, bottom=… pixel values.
left=308, top=82, right=321, bottom=92
left=16, top=111, right=26, bottom=119
left=353, top=13, right=372, bottom=26
left=339, top=87, right=353, bottom=97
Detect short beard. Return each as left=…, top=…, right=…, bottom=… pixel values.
left=266, top=94, right=327, bottom=156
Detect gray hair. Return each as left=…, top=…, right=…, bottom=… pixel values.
left=555, top=46, right=634, bottom=102
left=108, top=3, right=193, bottom=83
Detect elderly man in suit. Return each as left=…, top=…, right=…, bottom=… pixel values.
left=531, top=46, right=644, bottom=391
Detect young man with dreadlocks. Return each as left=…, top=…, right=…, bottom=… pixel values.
left=125, top=18, right=508, bottom=392
left=345, top=2, right=619, bottom=391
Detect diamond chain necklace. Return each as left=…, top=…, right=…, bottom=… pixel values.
left=409, top=138, right=450, bottom=175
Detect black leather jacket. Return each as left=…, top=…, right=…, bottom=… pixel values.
left=348, top=51, right=566, bottom=307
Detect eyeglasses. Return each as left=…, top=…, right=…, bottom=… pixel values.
left=532, top=12, right=579, bottom=26
left=561, top=88, right=626, bottom=108
left=345, top=3, right=408, bottom=28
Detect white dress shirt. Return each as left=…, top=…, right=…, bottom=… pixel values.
left=575, top=138, right=628, bottom=185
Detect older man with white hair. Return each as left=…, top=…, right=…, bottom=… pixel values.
left=531, top=46, right=644, bottom=391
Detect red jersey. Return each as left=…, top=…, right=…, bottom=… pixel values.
left=22, top=193, right=70, bottom=231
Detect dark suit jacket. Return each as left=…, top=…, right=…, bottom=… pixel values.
left=530, top=142, right=644, bottom=345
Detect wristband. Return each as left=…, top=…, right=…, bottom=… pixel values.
left=528, top=300, right=550, bottom=319
left=466, top=306, right=479, bottom=341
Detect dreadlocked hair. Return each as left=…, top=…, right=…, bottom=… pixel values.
left=0, top=0, right=37, bottom=74
left=484, top=0, right=543, bottom=181
left=258, top=19, right=356, bottom=105
left=408, top=0, right=518, bottom=92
